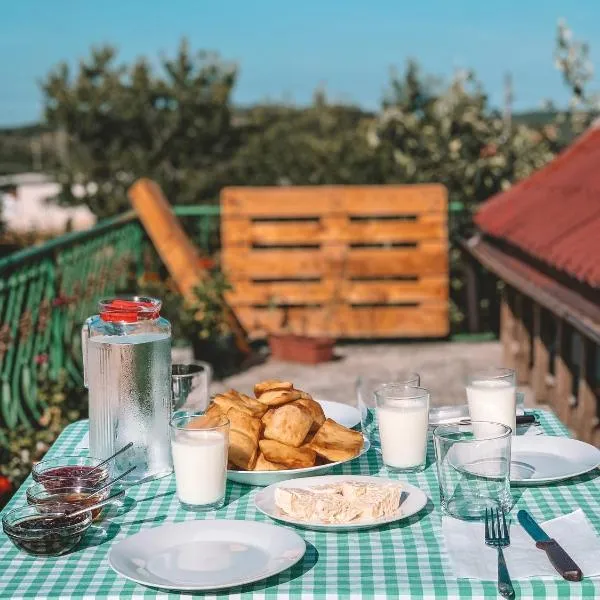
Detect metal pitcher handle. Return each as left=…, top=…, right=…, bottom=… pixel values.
left=81, top=317, right=94, bottom=388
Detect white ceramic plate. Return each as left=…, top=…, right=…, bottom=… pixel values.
left=109, top=520, right=305, bottom=591
left=255, top=475, right=428, bottom=531
left=511, top=435, right=600, bottom=484
left=228, top=436, right=370, bottom=486
left=317, top=399, right=361, bottom=429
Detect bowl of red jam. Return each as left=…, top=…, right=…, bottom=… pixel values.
left=2, top=506, right=92, bottom=556
left=26, top=482, right=113, bottom=521
left=32, top=456, right=110, bottom=491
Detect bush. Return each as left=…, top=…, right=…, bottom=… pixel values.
left=0, top=368, right=86, bottom=505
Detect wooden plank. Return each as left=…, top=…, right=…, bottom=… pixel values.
left=552, top=320, right=574, bottom=426
left=127, top=179, right=250, bottom=354
left=573, top=338, right=599, bottom=444
left=221, top=213, right=446, bottom=247
left=221, top=185, right=447, bottom=217
left=513, top=292, right=531, bottom=384
left=500, top=289, right=518, bottom=372
left=226, top=277, right=448, bottom=306
left=234, top=303, right=449, bottom=338
left=223, top=242, right=447, bottom=280
left=531, top=303, right=550, bottom=402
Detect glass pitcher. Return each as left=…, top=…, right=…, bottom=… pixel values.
left=82, top=296, right=173, bottom=484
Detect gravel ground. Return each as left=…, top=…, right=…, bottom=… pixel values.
left=210, top=341, right=540, bottom=409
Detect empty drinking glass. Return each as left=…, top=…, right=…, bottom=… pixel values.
left=356, top=372, right=420, bottom=450
left=374, top=384, right=430, bottom=473
left=466, top=367, right=516, bottom=435
left=433, top=421, right=512, bottom=520
left=172, top=361, right=212, bottom=412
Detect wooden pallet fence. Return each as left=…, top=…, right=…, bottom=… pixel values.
left=221, top=185, right=449, bottom=339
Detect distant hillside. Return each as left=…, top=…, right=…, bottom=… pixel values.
left=0, top=109, right=589, bottom=176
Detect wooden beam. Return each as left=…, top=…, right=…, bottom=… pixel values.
left=553, top=319, right=574, bottom=427
left=500, top=287, right=517, bottom=372
left=513, top=291, right=531, bottom=384
left=573, top=337, right=600, bottom=445
left=531, top=303, right=550, bottom=402
left=128, top=179, right=249, bottom=354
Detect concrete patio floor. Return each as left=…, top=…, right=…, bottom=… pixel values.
left=212, top=340, right=543, bottom=409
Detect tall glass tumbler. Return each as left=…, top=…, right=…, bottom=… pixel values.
left=170, top=413, right=229, bottom=511
left=433, top=421, right=512, bottom=521
left=374, top=384, right=429, bottom=472
left=172, top=361, right=212, bottom=412
left=356, top=372, right=420, bottom=451
left=466, top=367, right=516, bottom=436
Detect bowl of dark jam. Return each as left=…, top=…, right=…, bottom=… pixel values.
left=32, top=456, right=110, bottom=491
left=26, top=482, right=113, bottom=521
left=2, top=506, right=92, bottom=556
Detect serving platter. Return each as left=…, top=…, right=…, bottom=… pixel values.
left=255, top=474, right=428, bottom=531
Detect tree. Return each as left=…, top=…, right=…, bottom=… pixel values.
left=42, top=41, right=238, bottom=217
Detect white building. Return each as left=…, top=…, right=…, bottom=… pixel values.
left=0, top=173, right=96, bottom=234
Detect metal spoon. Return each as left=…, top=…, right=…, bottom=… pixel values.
left=87, top=466, right=136, bottom=499
left=63, top=489, right=126, bottom=519
left=87, top=442, right=134, bottom=476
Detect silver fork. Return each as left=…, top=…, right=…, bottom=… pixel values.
left=485, top=507, right=515, bottom=600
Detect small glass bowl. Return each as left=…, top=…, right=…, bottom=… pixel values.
left=32, top=456, right=110, bottom=491
left=2, top=505, right=92, bottom=556
left=26, top=483, right=112, bottom=521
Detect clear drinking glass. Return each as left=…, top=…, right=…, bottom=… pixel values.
left=374, top=384, right=429, bottom=473
left=466, top=367, right=516, bottom=436
left=356, top=373, right=420, bottom=451
left=433, top=421, right=512, bottom=521
left=170, top=413, right=229, bottom=511
left=172, top=361, right=212, bottom=412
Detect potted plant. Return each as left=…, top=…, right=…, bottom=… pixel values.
left=267, top=251, right=346, bottom=364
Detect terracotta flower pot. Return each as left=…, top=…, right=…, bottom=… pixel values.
left=268, top=334, right=336, bottom=364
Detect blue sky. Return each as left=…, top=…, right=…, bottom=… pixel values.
left=1, top=0, right=599, bottom=126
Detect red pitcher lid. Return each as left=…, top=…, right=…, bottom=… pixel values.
left=99, top=297, right=161, bottom=323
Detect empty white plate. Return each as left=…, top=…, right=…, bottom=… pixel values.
left=317, top=399, right=361, bottom=429
left=511, top=435, right=600, bottom=484
left=255, top=474, right=428, bottom=531
left=109, top=520, right=305, bottom=591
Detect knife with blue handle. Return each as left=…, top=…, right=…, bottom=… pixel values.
left=517, top=510, right=583, bottom=581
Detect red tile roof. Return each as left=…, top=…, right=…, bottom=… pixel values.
left=474, top=124, right=600, bottom=288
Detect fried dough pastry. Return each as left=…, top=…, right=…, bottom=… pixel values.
left=259, top=439, right=316, bottom=469
left=261, top=408, right=276, bottom=427
left=254, top=452, right=287, bottom=471
left=293, top=398, right=326, bottom=430
left=213, top=391, right=267, bottom=418
left=254, top=380, right=293, bottom=397
left=256, top=389, right=301, bottom=407
left=185, top=403, right=224, bottom=429
left=227, top=407, right=262, bottom=445
left=263, top=403, right=313, bottom=447
left=229, top=430, right=258, bottom=470
left=308, top=418, right=364, bottom=462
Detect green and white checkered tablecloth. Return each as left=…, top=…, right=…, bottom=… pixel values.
left=1, top=411, right=599, bottom=599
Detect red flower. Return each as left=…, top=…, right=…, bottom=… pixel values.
left=0, top=476, right=12, bottom=496
left=34, top=354, right=48, bottom=365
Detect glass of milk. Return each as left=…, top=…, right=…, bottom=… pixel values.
left=374, top=384, right=430, bottom=473
left=466, top=368, right=516, bottom=436
left=356, top=373, right=420, bottom=453
left=170, top=413, right=229, bottom=511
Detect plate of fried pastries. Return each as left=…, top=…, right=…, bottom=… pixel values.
left=190, top=379, right=368, bottom=486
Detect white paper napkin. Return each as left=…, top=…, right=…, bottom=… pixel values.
left=443, top=509, right=600, bottom=580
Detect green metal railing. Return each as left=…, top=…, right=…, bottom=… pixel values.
left=0, top=206, right=221, bottom=430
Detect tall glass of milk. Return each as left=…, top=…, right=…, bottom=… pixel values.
left=374, top=384, right=430, bottom=473
left=466, top=368, right=516, bottom=436
left=170, top=413, right=229, bottom=511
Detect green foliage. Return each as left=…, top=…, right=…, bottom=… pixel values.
left=0, top=368, right=86, bottom=491
left=42, top=41, right=238, bottom=217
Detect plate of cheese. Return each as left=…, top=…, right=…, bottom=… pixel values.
left=189, top=379, right=369, bottom=487
left=255, top=475, right=428, bottom=531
